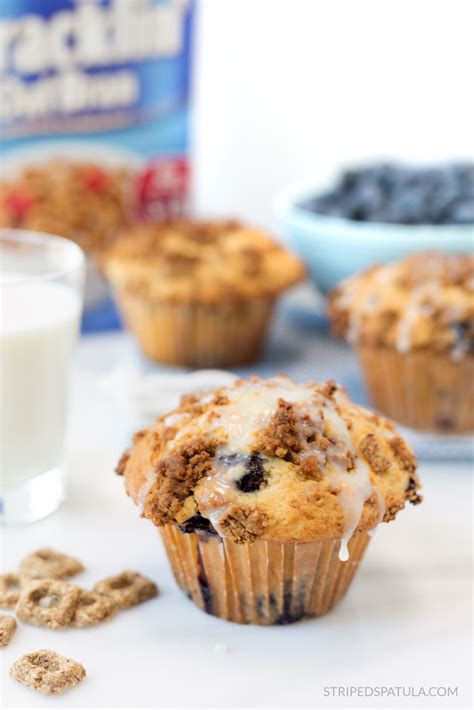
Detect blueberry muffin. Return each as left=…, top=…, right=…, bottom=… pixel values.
left=103, top=220, right=305, bottom=366
left=117, top=375, right=421, bottom=625
left=0, top=160, right=131, bottom=253
left=328, top=252, right=474, bottom=432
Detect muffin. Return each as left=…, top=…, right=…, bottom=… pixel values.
left=0, top=160, right=131, bottom=253
left=103, top=220, right=305, bottom=367
left=117, top=375, right=421, bottom=625
left=328, top=252, right=474, bottom=432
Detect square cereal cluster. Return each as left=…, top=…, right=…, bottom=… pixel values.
left=0, top=614, right=17, bottom=647
left=20, top=549, right=84, bottom=580
left=94, top=571, right=158, bottom=609
left=16, top=579, right=81, bottom=630
left=0, top=573, right=26, bottom=609
left=3, top=548, right=159, bottom=696
left=2, top=548, right=158, bottom=632
left=10, top=650, right=86, bottom=695
left=72, top=589, right=118, bottom=628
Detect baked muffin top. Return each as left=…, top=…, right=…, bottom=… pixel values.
left=118, top=375, right=421, bottom=554
left=103, top=220, right=305, bottom=304
left=0, top=160, right=130, bottom=252
left=328, top=252, right=474, bottom=358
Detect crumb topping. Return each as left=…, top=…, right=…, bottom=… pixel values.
left=115, top=450, right=130, bottom=476
left=328, top=252, right=474, bottom=358
left=218, top=506, right=269, bottom=543
left=103, top=220, right=305, bottom=304
left=120, top=376, right=421, bottom=544
left=359, top=433, right=391, bottom=474
left=256, top=399, right=303, bottom=461
left=142, top=437, right=218, bottom=525
left=388, top=436, right=417, bottom=473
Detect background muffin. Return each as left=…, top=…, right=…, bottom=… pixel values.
left=103, top=220, right=305, bottom=367
left=328, top=252, right=474, bottom=432
left=0, top=160, right=131, bottom=254
left=117, top=375, right=421, bottom=625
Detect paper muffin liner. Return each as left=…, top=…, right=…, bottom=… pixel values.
left=160, top=525, right=371, bottom=625
left=113, top=291, right=275, bottom=367
left=356, top=345, right=474, bottom=433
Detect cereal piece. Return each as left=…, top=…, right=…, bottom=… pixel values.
left=15, top=579, right=81, bottom=630
left=94, top=571, right=158, bottom=609
left=20, top=549, right=84, bottom=580
left=71, top=589, right=118, bottom=628
left=10, top=649, right=86, bottom=695
left=0, top=573, right=25, bottom=608
left=0, top=614, right=17, bottom=647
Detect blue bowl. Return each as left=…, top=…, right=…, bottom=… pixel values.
left=274, top=183, right=474, bottom=293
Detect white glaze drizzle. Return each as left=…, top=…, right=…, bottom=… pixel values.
left=198, top=458, right=247, bottom=534
left=197, top=378, right=319, bottom=530
left=196, top=376, right=322, bottom=532
left=163, top=412, right=189, bottom=428
left=338, top=263, right=397, bottom=344
left=196, top=377, right=382, bottom=560
left=211, top=377, right=314, bottom=451
left=368, top=487, right=386, bottom=537
left=395, top=281, right=439, bottom=353
left=137, top=469, right=157, bottom=516
left=342, top=261, right=467, bottom=355
left=322, top=399, right=376, bottom=561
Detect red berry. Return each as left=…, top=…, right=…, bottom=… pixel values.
left=83, top=167, right=109, bottom=192
left=4, top=190, right=35, bottom=220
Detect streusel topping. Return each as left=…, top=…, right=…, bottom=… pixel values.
left=119, top=376, right=421, bottom=556
left=329, top=252, right=474, bottom=358
left=103, top=220, right=305, bottom=303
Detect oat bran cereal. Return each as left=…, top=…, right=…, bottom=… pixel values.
left=71, top=589, right=119, bottom=628
left=19, top=549, right=84, bottom=580
left=10, top=650, right=86, bottom=695
left=0, top=614, right=17, bottom=647
left=0, top=573, right=26, bottom=609
left=15, top=579, right=81, bottom=630
left=94, top=571, right=158, bottom=609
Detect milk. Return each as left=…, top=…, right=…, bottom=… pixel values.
left=0, top=281, right=81, bottom=490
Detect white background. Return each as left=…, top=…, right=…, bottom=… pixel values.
left=193, top=0, right=474, bottom=226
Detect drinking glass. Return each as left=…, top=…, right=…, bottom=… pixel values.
left=0, top=229, right=84, bottom=524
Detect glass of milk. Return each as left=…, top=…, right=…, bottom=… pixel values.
left=0, top=230, right=84, bottom=524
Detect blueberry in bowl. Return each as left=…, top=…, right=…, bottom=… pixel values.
left=274, top=162, right=474, bottom=293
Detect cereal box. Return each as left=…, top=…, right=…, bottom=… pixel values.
left=0, top=0, right=194, bottom=331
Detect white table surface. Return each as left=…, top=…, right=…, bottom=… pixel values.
left=1, top=327, right=472, bottom=710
